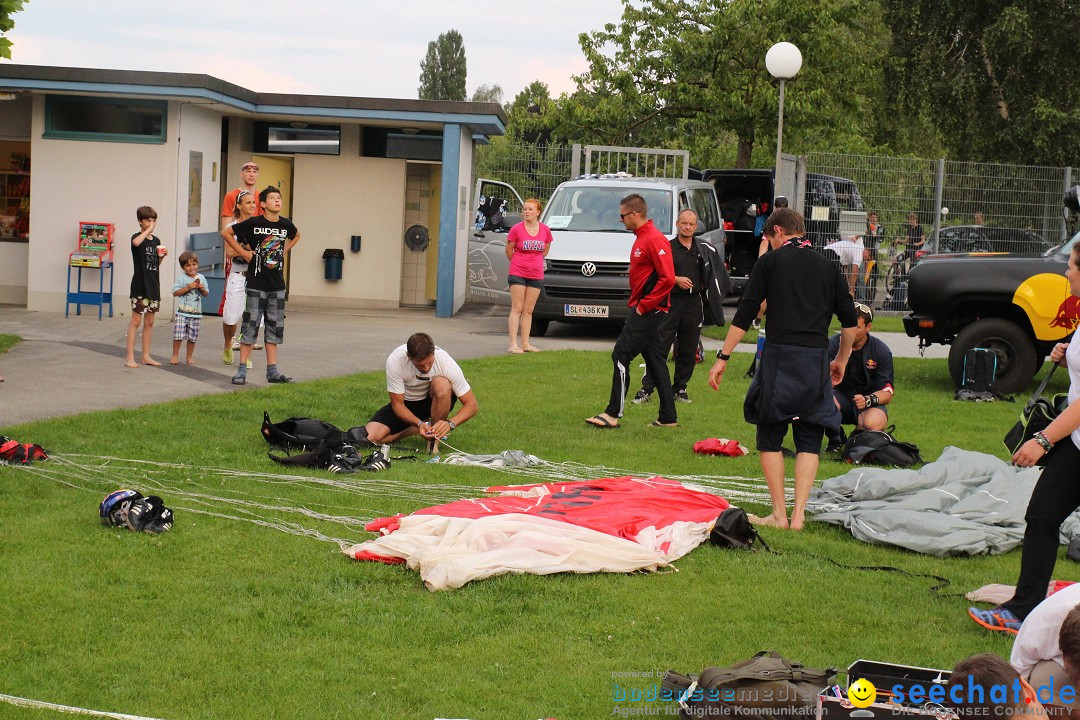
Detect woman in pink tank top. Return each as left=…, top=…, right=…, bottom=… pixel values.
left=506, top=197, right=553, bottom=353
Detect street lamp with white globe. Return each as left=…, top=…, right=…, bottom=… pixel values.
left=766, top=42, right=802, bottom=190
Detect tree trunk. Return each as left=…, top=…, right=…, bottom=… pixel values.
left=736, top=138, right=753, bottom=169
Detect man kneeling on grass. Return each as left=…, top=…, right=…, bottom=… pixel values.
left=361, top=333, right=478, bottom=466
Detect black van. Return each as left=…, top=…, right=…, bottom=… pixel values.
left=702, top=168, right=866, bottom=292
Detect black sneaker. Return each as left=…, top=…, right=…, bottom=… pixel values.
left=825, top=430, right=847, bottom=453
left=357, top=450, right=391, bottom=472
left=674, top=389, right=691, bottom=403
left=632, top=389, right=652, bottom=404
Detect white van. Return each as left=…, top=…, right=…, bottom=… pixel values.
left=469, top=175, right=726, bottom=336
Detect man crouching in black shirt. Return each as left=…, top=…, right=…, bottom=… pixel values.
left=708, top=208, right=858, bottom=530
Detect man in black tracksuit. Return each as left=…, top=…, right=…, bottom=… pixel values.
left=633, top=209, right=731, bottom=404
left=709, top=207, right=857, bottom=531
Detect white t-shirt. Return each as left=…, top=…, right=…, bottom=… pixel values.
left=385, top=344, right=470, bottom=401
left=1067, top=340, right=1080, bottom=451
left=1011, top=582, right=1080, bottom=676
left=826, top=237, right=864, bottom=268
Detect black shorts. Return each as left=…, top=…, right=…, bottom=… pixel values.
left=833, top=391, right=889, bottom=425
left=368, top=395, right=458, bottom=436
left=508, top=274, right=543, bottom=289
left=756, top=420, right=824, bottom=455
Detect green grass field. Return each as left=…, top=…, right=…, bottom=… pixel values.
left=0, top=350, right=1072, bottom=720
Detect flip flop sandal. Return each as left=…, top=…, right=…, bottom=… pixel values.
left=585, top=415, right=620, bottom=429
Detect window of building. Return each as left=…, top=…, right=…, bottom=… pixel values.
left=254, top=123, right=340, bottom=156
left=362, top=127, right=443, bottom=161
left=44, top=96, right=167, bottom=144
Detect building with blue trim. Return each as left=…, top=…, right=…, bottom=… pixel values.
left=0, top=64, right=506, bottom=317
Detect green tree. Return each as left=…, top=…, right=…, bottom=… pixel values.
left=0, top=0, right=28, bottom=60
left=470, top=83, right=503, bottom=104
left=569, top=0, right=890, bottom=167
left=418, top=29, right=467, bottom=101
left=506, top=81, right=560, bottom=145
left=881, top=1, right=1080, bottom=165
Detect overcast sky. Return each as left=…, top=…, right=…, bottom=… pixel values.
left=1, top=0, right=625, bottom=101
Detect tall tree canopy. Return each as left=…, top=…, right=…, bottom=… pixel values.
left=567, top=0, right=889, bottom=167
left=418, top=29, right=467, bottom=101
left=0, top=0, right=28, bottom=60
left=882, top=0, right=1080, bottom=165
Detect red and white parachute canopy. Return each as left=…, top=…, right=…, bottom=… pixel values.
left=344, top=476, right=729, bottom=590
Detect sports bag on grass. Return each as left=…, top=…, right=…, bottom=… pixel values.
left=841, top=427, right=923, bottom=467
left=708, top=507, right=769, bottom=551
left=1004, top=364, right=1068, bottom=462
left=954, top=347, right=999, bottom=400
left=662, top=651, right=836, bottom=720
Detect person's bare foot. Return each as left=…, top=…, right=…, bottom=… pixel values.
left=585, top=412, right=620, bottom=429
left=749, top=512, right=790, bottom=529
left=508, top=346, right=524, bottom=354
left=169, top=358, right=179, bottom=365
left=125, top=360, right=139, bottom=369
left=187, top=360, right=197, bottom=366
left=522, top=345, right=540, bottom=352
left=789, top=512, right=806, bottom=531
left=143, top=357, right=162, bottom=367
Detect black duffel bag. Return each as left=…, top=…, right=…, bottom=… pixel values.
left=1003, top=364, right=1068, bottom=463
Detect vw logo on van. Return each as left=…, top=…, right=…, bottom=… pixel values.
left=581, top=262, right=597, bottom=277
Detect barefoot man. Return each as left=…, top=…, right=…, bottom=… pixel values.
left=708, top=208, right=857, bottom=530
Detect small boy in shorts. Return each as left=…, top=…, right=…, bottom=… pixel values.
left=222, top=186, right=301, bottom=385
left=171, top=251, right=209, bottom=365
left=125, top=206, right=167, bottom=368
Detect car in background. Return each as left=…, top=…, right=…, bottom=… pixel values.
left=468, top=175, right=728, bottom=335
left=914, top=225, right=1056, bottom=262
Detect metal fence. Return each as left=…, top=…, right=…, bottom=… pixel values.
left=473, top=141, right=574, bottom=204
left=573, top=145, right=690, bottom=180
left=806, top=153, right=1074, bottom=310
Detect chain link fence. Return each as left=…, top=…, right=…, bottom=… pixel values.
left=473, top=140, right=574, bottom=204
left=806, top=153, right=1073, bottom=311
left=474, top=141, right=1076, bottom=312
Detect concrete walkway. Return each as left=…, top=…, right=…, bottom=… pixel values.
left=0, top=304, right=945, bottom=428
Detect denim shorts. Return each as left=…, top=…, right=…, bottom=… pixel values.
left=508, top=274, right=543, bottom=289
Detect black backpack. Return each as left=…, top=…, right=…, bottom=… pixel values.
left=841, top=428, right=923, bottom=467
left=958, top=347, right=997, bottom=394
left=261, top=412, right=346, bottom=451
left=261, top=412, right=380, bottom=470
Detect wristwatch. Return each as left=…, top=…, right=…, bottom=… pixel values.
left=448, top=421, right=457, bottom=431
left=716, top=350, right=731, bottom=361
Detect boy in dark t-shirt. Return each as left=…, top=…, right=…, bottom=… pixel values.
left=125, top=205, right=167, bottom=368
left=222, top=186, right=301, bottom=385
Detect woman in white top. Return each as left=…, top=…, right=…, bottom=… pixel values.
left=969, top=241, right=1080, bottom=633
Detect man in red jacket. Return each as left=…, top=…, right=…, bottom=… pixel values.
left=586, top=193, right=678, bottom=428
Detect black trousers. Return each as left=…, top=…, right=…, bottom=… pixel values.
left=641, top=294, right=703, bottom=394
left=607, top=309, right=676, bottom=424
left=1004, top=439, right=1080, bottom=619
